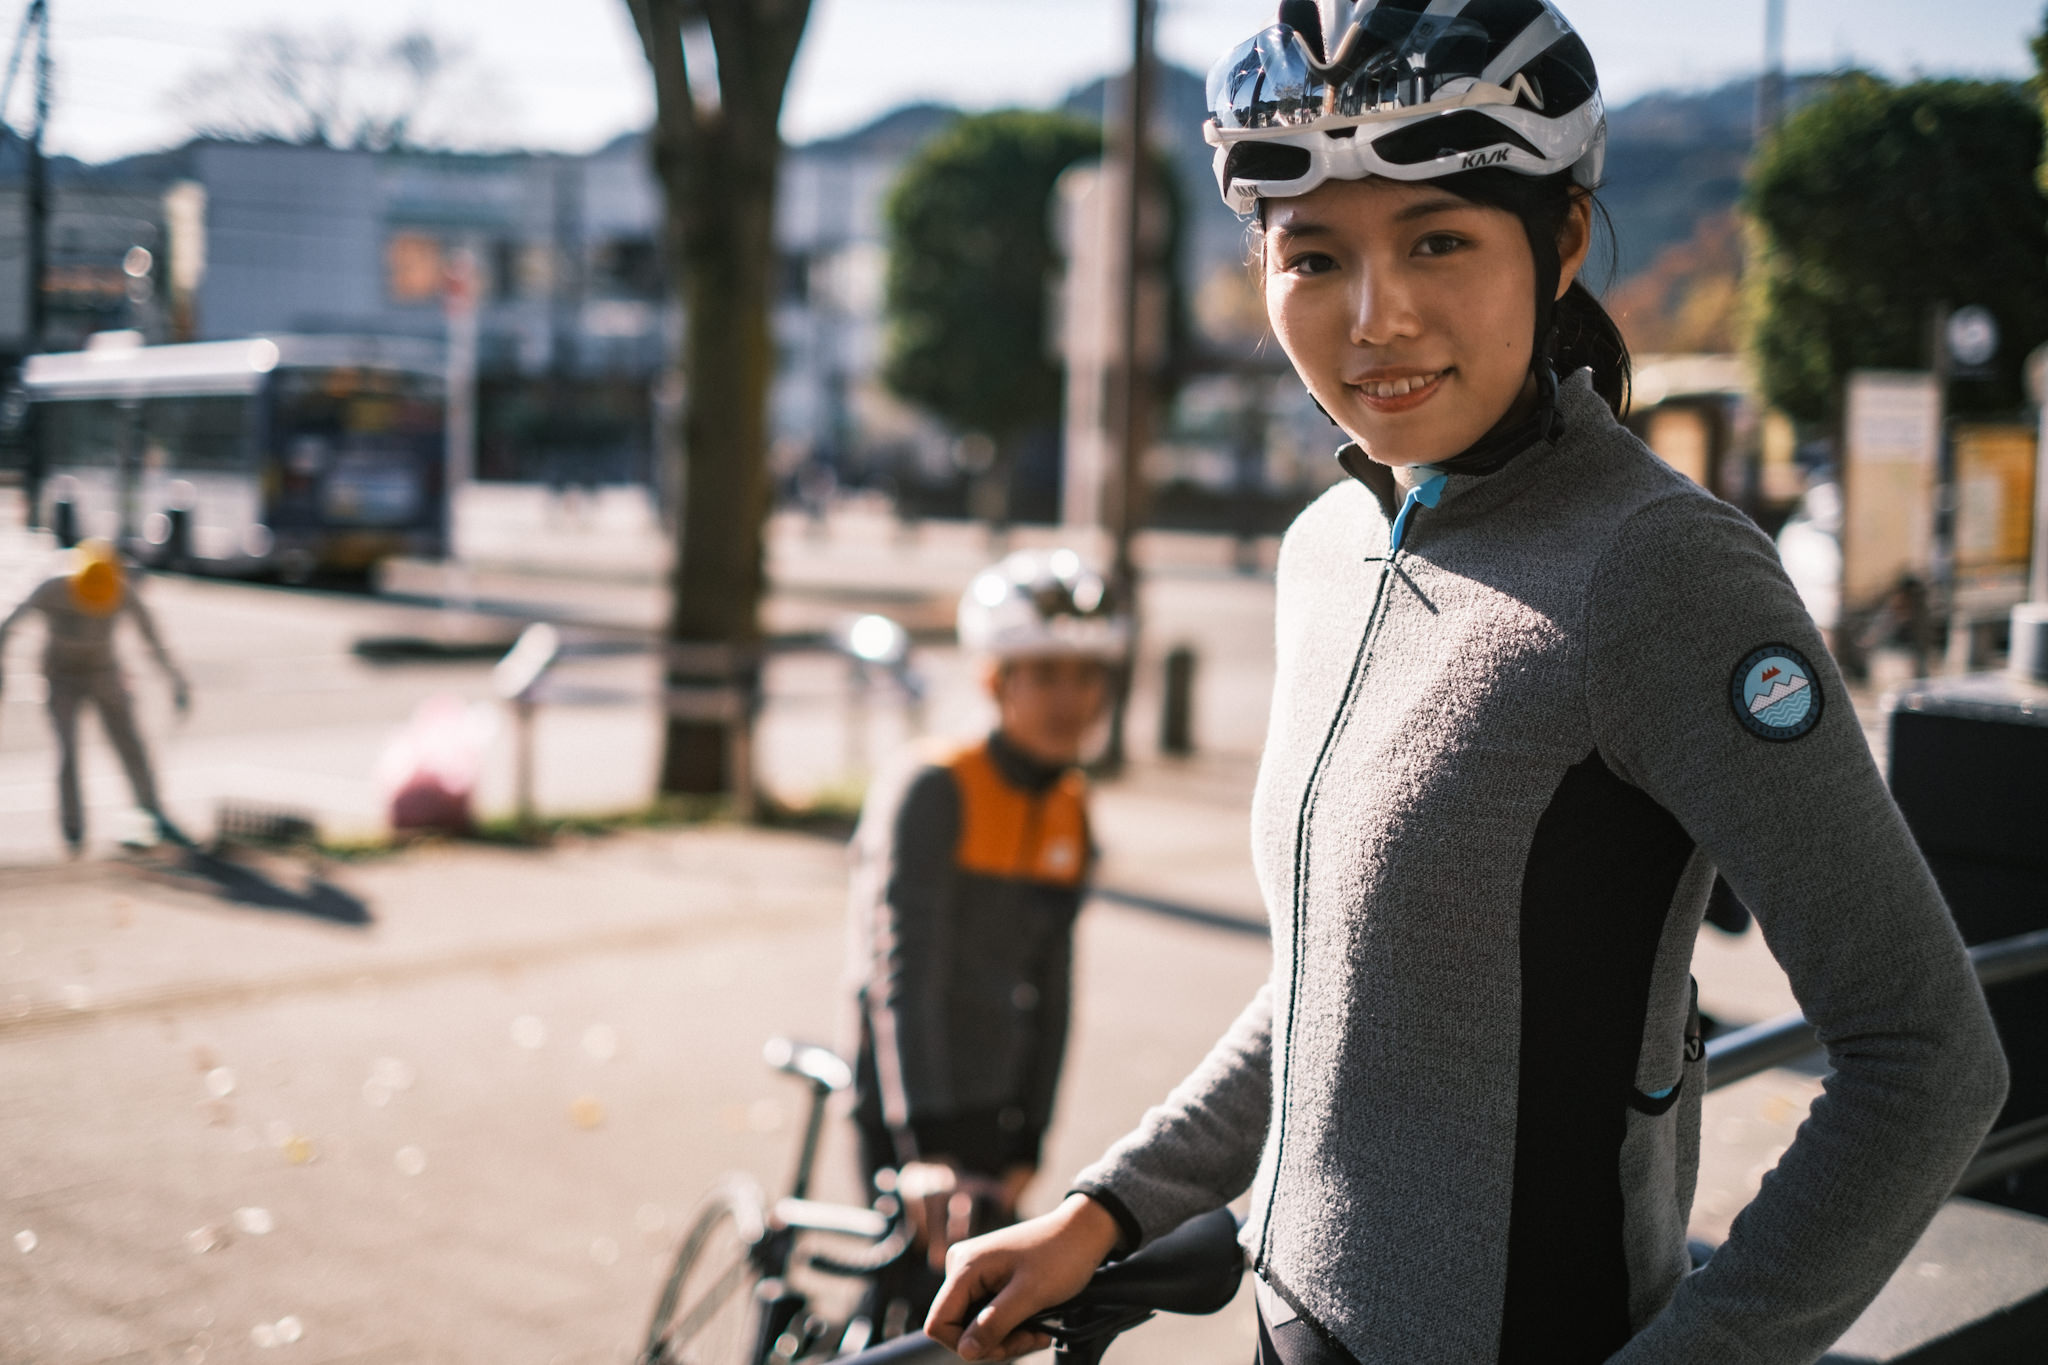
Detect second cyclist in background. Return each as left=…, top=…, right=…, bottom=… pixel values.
left=844, top=548, right=1124, bottom=1331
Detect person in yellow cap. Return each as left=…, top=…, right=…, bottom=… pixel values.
left=0, top=540, right=192, bottom=854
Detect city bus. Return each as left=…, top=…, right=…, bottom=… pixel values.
left=21, top=333, right=449, bottom=579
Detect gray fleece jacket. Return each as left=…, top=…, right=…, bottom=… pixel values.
left=1073, top=372, right=2008, bottom=1364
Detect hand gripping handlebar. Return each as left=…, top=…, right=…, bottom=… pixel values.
left=842, top=1206, right=1245, bottom=1363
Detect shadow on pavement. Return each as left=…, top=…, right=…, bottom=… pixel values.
left=135, top=849, right=373, bottom=927
left=1094, top=886, right=1267, bottom=939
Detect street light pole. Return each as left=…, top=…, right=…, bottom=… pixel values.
left=1755, top=0, right=1787, bottom=141
left=25, top=0, right=48, bottom=353
left=1102, top=0, right=1155, bottom=772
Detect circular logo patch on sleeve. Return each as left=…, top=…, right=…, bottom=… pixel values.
left=1731, top=644, right=1823, bottom=742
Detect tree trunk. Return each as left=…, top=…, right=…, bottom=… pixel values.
left=626, top=0, right=812, bottom=800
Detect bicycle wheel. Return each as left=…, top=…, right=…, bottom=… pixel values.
left=642, top=1175, right=770, bottom=1365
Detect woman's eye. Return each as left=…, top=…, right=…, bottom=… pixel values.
left=1284, top=251, right=1337, bottom=276
left=1415, top=233, right=1466, bottom=258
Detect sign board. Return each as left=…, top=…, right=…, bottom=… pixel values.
left=1842, top=370, right=1941, bottom=608
left=1952, top=423, right=2037, bottom=587
left=1646, top=406, right=1710, bottom=488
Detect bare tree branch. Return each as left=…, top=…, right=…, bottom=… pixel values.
left=168, top=24, right=489, bottom=151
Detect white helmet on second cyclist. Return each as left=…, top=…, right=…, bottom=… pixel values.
left=1207, top=0, right=1607, bottom=214
left=958, top=549, right=1129, bottom=663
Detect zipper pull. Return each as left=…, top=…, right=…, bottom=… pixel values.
left=1387, top=471, right=1447, bottom=555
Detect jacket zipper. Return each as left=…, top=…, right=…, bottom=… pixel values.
left=1257, top=478, right=1439, bottom=1270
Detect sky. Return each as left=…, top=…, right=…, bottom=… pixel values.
left=13, top=0, right=2045, bottom=165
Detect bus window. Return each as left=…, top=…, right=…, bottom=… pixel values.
left=40, top=400, right=124, bottom=468
left=141, top=395, right=256, bottom=471
left=271, top=368, right=444, bottom=529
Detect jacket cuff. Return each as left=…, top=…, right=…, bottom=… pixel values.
left=1069, top=1182, right=1143, bottom=1256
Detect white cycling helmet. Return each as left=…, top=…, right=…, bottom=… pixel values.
left=1207, top=0, right=1607, bottom=214
left=958, top=549, right=1129, bottom=663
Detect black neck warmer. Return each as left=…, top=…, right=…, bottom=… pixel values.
left=1431, top=360, right=1565, bottom=477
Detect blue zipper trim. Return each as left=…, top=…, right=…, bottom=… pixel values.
left=1258, top=477, right=1441, bottom=1270
left=1387, top=471, right=1447, bottom=555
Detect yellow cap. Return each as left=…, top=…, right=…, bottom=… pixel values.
left=68, top=540, right=125, bottom=616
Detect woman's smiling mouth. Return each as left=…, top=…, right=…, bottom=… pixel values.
left=1351, top=369, right=1450, bottom=413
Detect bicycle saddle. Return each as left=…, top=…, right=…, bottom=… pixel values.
left=1045, top=1206, right=1246, bottom=1320
left=762, top=1037, right=852, bottom=1093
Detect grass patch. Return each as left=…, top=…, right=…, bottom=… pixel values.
left=301, top=784, right=872, bottom=859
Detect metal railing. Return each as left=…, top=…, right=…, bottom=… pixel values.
left=1704, top=926, right=2048, bottom=1194
left=489, top=615, right=925, bottom=829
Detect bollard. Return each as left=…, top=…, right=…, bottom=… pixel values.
left=2013, top=603, right=2048, bottom=684
left=1161, top=645, right=1197, bottom=756
left=511, top=695, right=537, bottom=836
left=51, top=497, right=76, bottom=548
left=164, top=505, right=192, bottom=565
left=493, top=623, right=562, bottom=840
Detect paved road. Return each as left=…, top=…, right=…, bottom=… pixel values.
left=0, top=828, right=1270, bottom=1365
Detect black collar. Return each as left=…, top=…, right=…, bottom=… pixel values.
left=986, top=729, right=1071, bottom=794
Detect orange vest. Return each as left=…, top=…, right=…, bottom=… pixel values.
left=944, top=739, right=1090, bottom=889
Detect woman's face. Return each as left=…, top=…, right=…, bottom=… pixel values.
left=1263, top=176, right=1587, bottom=467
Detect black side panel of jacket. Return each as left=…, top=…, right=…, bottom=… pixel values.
left=1499, top=751, right=1696, bottom=1361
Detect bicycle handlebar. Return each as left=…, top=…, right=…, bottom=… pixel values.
left=833, top=1207, right=1246, bottom=1364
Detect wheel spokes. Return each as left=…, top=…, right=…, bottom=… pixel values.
left=654, top=1254, right=754, bottom=1358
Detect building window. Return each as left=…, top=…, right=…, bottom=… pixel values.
left=591, top=236, right=661, bottom=299
left=387, top=231, right=444, bottom=303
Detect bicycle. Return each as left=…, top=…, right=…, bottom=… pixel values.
left=837, top=1204, right=1247, bottom=1365
left=640, top=1037, right=925, bottom=1365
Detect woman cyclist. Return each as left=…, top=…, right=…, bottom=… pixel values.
left=925, top=3, right=2007, bottom=1363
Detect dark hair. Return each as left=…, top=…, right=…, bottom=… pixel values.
left=1250, top=168, right=1633, bottom=417
left=1433, top=167, right=1631, bottom=416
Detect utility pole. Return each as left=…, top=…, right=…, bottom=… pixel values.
left=1755, top=0, right=1786, bottom=141
left=1102, top=0, right=1155, bottom=772
left=0, top=0, right=51, bottom=348
left=0, top=1, right=54, bottom=529
left=26, top=0, right=47, bottom=352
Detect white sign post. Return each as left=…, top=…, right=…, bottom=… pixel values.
left=1842, top=370, right=1943, bottom=611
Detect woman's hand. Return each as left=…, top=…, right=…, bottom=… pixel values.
left=924, top=1192, right=1122, bottom=1361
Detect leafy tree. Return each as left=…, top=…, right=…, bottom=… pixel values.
left=625, top=0, right=812, bottom=800
left=1744, top=76, right=2048, bottom=423
left=882, top=110, right=1103, bottom=511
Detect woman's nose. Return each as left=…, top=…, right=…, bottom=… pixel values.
left=1350, top=268, right=1420, bottom=348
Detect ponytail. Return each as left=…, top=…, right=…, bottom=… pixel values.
left=1551, top=277, right=1631, bottom=417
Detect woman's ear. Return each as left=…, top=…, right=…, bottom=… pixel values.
left=1555, top=189, right=1594, bottom=300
